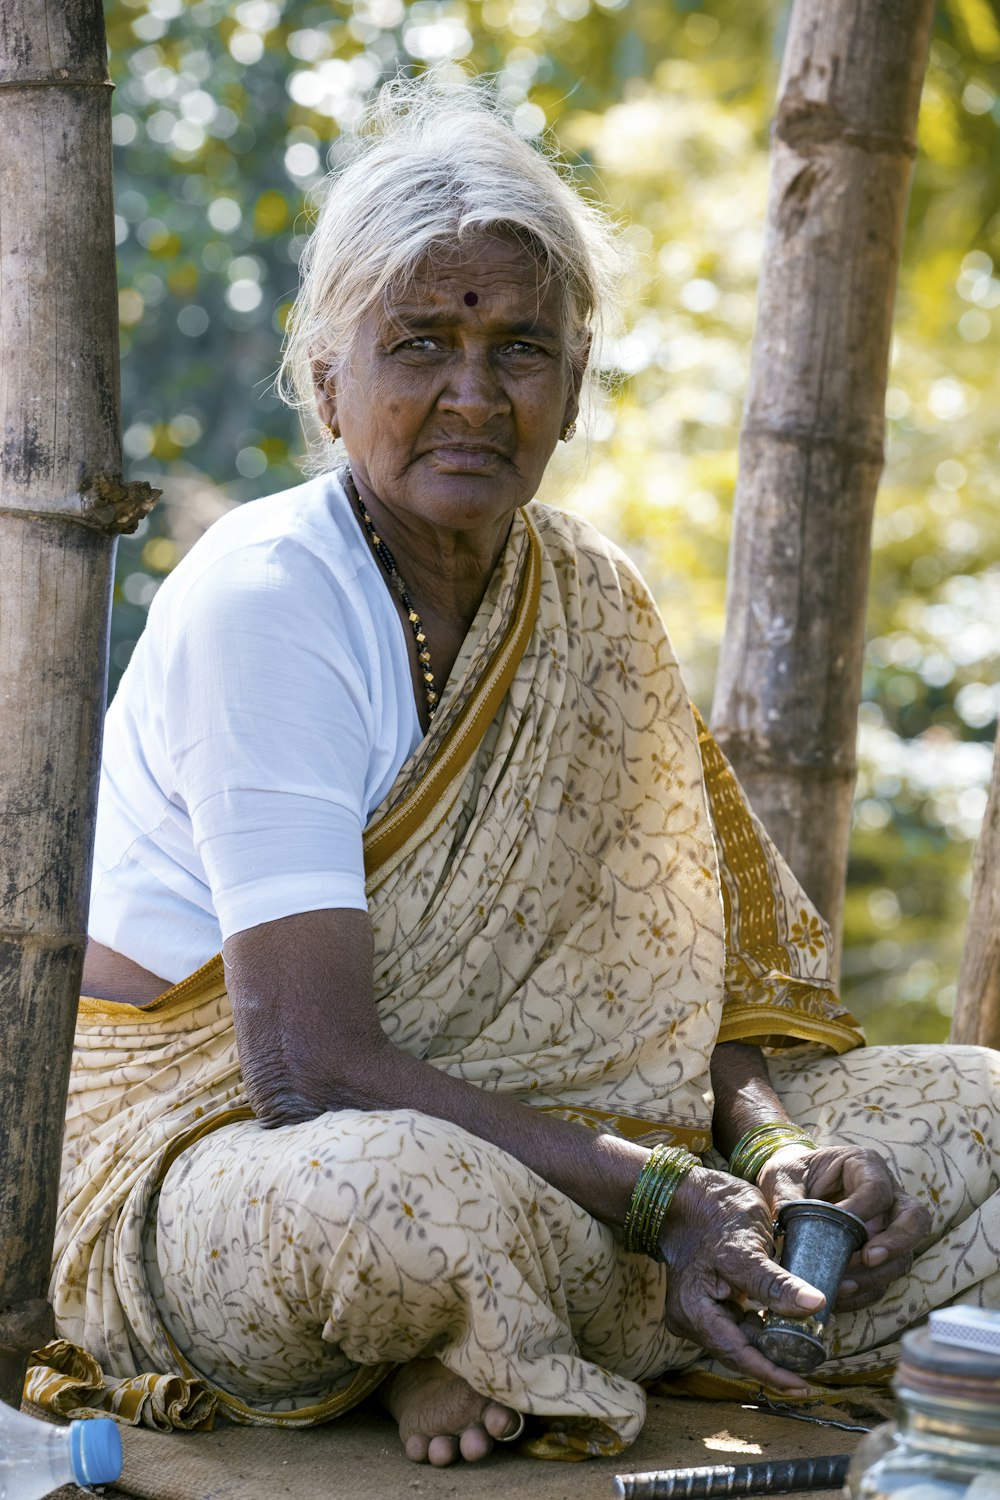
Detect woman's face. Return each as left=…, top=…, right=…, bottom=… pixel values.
left=315, top=230, right=585, bottom=537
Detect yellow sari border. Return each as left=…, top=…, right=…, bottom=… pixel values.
left=363, top=509, right=541, bottom=888
left=647, top=1363, right=895, bottom=1404
left=78, top=953, right=227, bottom=1022
left=691, top=704, right=864, bottom=1056
left=716, top=1005, right=864, bottom=1053
left=693, top=704, right=790, bottom=968
left=161, top=1315, right=391, bottom=1428
left=531, top=1104, right=711, bottom=1154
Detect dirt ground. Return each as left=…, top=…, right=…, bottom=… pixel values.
left=56, top=1393, right=868, bottom=1500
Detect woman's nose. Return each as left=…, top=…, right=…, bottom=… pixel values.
left=438, top=352, right=510, bottom=427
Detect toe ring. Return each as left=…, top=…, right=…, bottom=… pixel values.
left=498, top=1412, right=526, bottom=1443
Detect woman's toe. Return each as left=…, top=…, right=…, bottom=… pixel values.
left=404, top=1433, right=430, bottom=1463
left=483, top=1402, right=521, bottom=1441
left=427, top=1434, right=461, bottom=1467
left=459, top=1423, right=494, bottom=1462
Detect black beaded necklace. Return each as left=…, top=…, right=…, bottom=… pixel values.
left=344, top=470, right=439, bottom=720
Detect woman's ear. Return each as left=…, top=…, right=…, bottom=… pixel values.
left=311, top=358, right=340, bottom=438
left=563, top=332, right=592, bottom=428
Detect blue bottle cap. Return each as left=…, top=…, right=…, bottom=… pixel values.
left=70, top=1417, right=124, bottom=1485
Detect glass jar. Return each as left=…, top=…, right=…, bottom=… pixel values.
left=848, top=1324, right=1000, bottom=1500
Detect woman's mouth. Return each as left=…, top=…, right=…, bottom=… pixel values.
left=429, top=445, right=505, bottom=472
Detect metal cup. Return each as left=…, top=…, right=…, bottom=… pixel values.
left=755, top=1198, right=868, bottom=1374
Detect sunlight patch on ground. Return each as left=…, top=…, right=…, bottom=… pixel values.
left=703, top=1429, right=763, bottom=1455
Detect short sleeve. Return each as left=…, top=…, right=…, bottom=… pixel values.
left=162, top=538, right=376, bottom=939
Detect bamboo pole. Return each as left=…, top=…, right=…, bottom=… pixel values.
left=710, top=0, right=934, bottom=964
left=950, top=734, right=1000, bottom=1046
left=0, top=0, right=157, bottom=1405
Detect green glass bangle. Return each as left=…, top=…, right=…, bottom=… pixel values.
left=623, top=1144, right=699, bottom=1259
left=728, top=1122, right=817, bottom=1185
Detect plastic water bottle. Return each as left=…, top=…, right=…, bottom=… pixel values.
left=0, top=1400, right=122, bottom=1500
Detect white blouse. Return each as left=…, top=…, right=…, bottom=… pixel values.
left=88, top=472, right=423, bottom=983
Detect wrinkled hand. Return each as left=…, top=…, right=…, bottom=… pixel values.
left=757, top=1144, right=932, bottom=1312
left=657, top=1165, right=825, bottom=1395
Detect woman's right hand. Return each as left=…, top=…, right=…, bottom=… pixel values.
left=657, top=1165, right=826, bottom=1395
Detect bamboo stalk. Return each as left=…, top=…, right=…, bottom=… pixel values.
left=951, top=734, right=1000, bottom=1046
left=0, top=0, right=157, bottom=1405
left=711, top=0, right=934, bottom=963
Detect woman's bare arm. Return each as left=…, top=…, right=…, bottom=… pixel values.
left=82, top=940, right=171, bottom=1006
left=225, top=907, right=650, bottom=1228
left=709, top=1041, right=794, bottom=1160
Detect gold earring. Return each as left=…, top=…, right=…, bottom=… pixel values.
left=322, top=421, right=338, bottom=440
left=560, top=420, right=577, bottom=443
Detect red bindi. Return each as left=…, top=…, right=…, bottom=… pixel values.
left=463, top=290, right=479, bottom=306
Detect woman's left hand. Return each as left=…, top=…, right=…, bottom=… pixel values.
left=757, top=1145, right=932, bottom=1312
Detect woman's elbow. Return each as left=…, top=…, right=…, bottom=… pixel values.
left=241, top=1057, right=385, bottom=1128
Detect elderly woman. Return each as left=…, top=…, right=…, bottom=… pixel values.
left=53, top=80, right=1000, bottom=1467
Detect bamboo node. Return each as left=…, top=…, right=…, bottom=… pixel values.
left=774, top=96, right=917, bottom=160
left=0, top=1298, right=55, bottom=1356
left=79, top=472, right=161, bottom=535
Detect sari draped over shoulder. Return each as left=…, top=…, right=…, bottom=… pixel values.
left=44, top=503, right=906, bottom=1445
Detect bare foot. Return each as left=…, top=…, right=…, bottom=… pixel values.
left=381, top=1357, right=522, bottom=1466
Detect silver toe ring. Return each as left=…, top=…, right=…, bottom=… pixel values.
left=498, top=1412, right=526, bottom=1443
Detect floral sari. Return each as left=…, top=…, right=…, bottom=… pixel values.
left=32, top=504, right=1000, bottom=1456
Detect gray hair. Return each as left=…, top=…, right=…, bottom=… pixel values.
left=277, top=72, right=625, bottom=468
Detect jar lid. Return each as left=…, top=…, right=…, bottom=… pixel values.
left=898, top=1322, right=1000, bottom=1403
left=929, top=1305, right=1000, bottom=1358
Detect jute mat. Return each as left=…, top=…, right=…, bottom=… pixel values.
left=64, top=1396, right=870, bottom=1500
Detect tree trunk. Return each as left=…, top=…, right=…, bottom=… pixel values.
left=950, top=735, right=1000, bottom=1047
left=710, top=0, right=933, bottom=965
left=0, top=0, right=157, bottom=1406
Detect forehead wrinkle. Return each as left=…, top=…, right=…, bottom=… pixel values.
left=383, top=274, right=561, bottom=338
left=399, top=242, right=556, bottom=310
left=395, top=272, right=549, bottom=307
left=386, top=303, right=560, bottom=335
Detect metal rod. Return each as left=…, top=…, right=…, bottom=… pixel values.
left=612, top=1452, right=852, bottom=1499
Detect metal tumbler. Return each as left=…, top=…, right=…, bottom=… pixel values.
left=756, top=1199, right=868, bottom=1374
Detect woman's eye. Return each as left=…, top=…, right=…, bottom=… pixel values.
left=397, top=336, right=439, bottom=352
left=502, top=340, right=544, bottom=357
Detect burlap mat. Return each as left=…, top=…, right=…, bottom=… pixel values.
left=78, top=1397, right=870, bottom=1500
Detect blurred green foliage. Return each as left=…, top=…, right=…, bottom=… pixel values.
left=106, top=0, right=1000, bottom=1043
